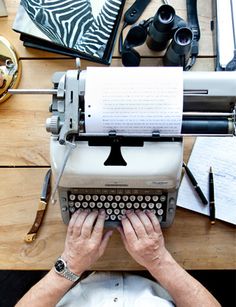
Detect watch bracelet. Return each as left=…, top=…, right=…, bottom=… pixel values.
left=61, top=269, right=80, bottom=282
left=55, top=257, right=80, bottom=282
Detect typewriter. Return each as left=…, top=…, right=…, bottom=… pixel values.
left=10, top=66, right=236, bottom=227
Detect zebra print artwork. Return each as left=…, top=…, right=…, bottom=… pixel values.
left=19, top=0, right=123, bottom=59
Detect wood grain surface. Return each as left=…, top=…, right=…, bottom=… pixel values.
left=0, top=0, right=235, bottom=270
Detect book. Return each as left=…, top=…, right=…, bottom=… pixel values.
left=177, top=137, right=236, bottom=225
left=13, top=0, right=126, bottom=64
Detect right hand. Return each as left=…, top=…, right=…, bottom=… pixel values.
left=61, top=210, right=113, bottom=275
left=118, top=210, right=169, bottom=271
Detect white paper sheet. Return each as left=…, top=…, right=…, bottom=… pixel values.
left=85, top=67, right=183, bottom=135
left=177, top=137, right=236, bottom=225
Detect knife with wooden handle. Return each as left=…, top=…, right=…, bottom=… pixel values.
left=24, top=169, right=52, bottom=243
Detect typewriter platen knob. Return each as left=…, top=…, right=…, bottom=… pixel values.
left=46, top=115, right=60, bottom=134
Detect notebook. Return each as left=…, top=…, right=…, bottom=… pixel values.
left=177, top=137, right=236, bottom=225
left=12, top=0, right=126, bottom=64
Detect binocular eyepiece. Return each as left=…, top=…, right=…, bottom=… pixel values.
left=146, top=4, right=193, bottom=68
left=164, top=27, right=193, bottom=67
left=147, top=5, right=176, bottom=51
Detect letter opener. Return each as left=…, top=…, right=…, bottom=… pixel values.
left=24, top=169, right=51, bottom=243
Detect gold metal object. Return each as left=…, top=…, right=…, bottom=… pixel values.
left=0, top=36, right=21, bottom=103
left=38, top=200, right=47, bottom=210
left=24, top=233, right=36, bottom=243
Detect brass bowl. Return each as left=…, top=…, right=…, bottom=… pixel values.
left=0, top=36, right=21, bottom=103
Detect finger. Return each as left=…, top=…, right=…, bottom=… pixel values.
left=72, top=209, right=90, bottom=238
left=136, top=210, right=154, bottom=234
left=91, top=210, right=106, bottom=241
left=126, top=211, right=147, bottom=239
left=146, top=210, right=162, bottom=233
left=121, top=216, right=138, bottom=242
left=67, top=210, right=80, bottom=236
left=98, top=230, right=113, bottom=257
left=80, top=211, right=99, bottom=238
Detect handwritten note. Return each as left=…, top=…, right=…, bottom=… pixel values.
left=85, top=67, right=183, bottom=135
left=177, top=137, right=236, bottom=225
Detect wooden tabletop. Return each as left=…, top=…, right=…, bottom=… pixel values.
left=0, top=0, right=235, bottom=271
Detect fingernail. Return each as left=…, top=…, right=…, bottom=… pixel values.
left=100, top=209, right=105, bottom=215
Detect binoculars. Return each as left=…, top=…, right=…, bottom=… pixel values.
left=122, top=4, right=194, bottom=68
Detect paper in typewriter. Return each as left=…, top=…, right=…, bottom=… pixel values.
left=85, top=67, right=183, bottom=135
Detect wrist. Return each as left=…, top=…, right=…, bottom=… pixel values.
left=61, top=252, right=85, bottom=276
left=147, top=249, right=177, bottom=280
left=54, top=256, right=83, bottom=282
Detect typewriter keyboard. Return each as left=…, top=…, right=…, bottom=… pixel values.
left=66, top=188, right=168, bottom=223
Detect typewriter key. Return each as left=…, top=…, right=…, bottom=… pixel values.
left=78, top=195, right=84, bottom=201
left=156, top=203, right=162, bottom=209
left=111, top=202, right=118, bottom=209
left=119, top=202, right=125, bottom=209
left=75, top=202, right=81, bottom=208
left=130, top=195, right=136, bottom=202
left=107, top=208, right=112, bottom=215
left=134, top=202, right=140, bottom=209
left=148, top=203, right=154, bottom=209
left=145, top=196, right=151, bottom=202
left=114, top=208, right=120, bottom=215
left=141, top=202, right=147, bottom=209
left=104, top=202, right=110, bottom=208
left=152, top=195, right=159, bottom=202
left=85, top=195, right=91, bottom=201
left=97, top=202, right=103, bottom=208
left=160, top=195, right=166, bottom=202
left=89, top=202, right=96, bottom=208
left=115, top=195, right=121, bottom=201
left=69, top=194, right=76, bottom=201
left=82, top=202, right=88, bottom=208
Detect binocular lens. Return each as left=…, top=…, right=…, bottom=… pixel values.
left=163, top=27, right=193, bottom=67
left=158, top=7, right=174, bottom=24
left=175, top=28, right=192, bottom=46
left=147, top=4, right=176, bottom=51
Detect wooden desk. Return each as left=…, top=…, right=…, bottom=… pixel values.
left=0, top=0, right=235, bottom=271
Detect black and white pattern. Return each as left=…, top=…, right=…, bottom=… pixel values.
left=20, top=0, right=122, bottom=58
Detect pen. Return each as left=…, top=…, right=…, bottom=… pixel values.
left=209, top=166, right=215, bottom=225
left=183, top=162, right=208, bottom=205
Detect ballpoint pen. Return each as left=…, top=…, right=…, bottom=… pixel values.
left=209, top=166, right=216, bottom=224
left=183, top=162, right=208, bottom=205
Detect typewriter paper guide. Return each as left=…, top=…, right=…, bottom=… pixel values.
left=84, top=67, right=183, bottom=135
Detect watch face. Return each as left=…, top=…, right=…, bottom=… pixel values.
left=55, top=259, right=65, bottom=272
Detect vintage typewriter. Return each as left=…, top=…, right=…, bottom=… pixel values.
left=10, top=65, right=236, bottom=227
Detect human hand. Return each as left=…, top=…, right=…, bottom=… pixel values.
left=118, top=210, right=169, bottom=272
left=61, top=209, right=113, bottom=275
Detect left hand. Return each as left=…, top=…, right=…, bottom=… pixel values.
left=117, top=210, right=168, bottom=272
left=61, top=209, right=113, bottom=275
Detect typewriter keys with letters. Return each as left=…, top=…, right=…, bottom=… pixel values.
left=59, top=188, right=176, bottom=227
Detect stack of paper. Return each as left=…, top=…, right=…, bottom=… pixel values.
left=178, top=137, right=236, bottom=225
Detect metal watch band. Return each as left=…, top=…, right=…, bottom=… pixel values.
left=61, top=268, right=80, bottom=282
left=54, top=257, right=80, bottom=282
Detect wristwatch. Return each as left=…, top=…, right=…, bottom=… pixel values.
left=54, top=257, right=80, bottom=282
